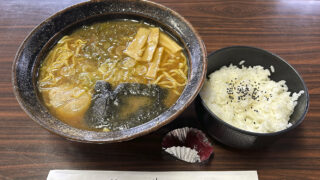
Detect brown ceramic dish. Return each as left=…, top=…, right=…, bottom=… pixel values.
left=12, top=0, right=207, bottom=143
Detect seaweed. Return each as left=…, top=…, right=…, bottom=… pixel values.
left=85, top=81, right=168, bottom=130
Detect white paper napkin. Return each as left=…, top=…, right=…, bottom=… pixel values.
left=47, top=170, right=258, bottom=180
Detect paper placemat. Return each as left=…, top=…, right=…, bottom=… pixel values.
left=47, top=170, right=258, bottom=180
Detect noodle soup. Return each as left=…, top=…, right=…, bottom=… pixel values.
left=38, top=20, right=188, bottom=131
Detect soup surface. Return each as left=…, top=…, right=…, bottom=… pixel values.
left=38, top=20, right=188, bottom=131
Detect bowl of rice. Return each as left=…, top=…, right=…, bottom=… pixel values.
left=196, top=46, right=309, bottom=149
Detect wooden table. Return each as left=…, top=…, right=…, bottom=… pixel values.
left=1, top=0, right=319, bottom=179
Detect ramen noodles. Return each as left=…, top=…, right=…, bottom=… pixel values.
left=38, top=20, right=188, bottom=131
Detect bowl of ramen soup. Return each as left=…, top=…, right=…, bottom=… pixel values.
left=12, top=0, right=206, bottom=143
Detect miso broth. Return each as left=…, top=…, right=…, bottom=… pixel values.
left=38, top=20, right=188, bottom=131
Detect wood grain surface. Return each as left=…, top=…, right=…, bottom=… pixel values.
left=1, top=0, right=320, bottom=179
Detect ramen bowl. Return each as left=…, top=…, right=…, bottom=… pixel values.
left=12, top=0, right=206, bottom=143
left=196, top=46, right=309, bottom=149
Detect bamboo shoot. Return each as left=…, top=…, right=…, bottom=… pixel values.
left=159, top=32, right=182, bottom=54
left=141, top=28, right=160, bottom=62
left=124, top=28, right=150, bottom=60
left=146, top=47, right=164, bottom=79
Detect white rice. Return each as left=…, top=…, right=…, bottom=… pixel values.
left=270, top=65, right=275, bottom=73
left=239, top=60, right=245, bottom=65
left=200, top=64, right=304, bottom=133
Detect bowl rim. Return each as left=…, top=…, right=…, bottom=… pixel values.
left=12, top=0, right=207, bottom=143
left=199, top=45, right=309, bottom=137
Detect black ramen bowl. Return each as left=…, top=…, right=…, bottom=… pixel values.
left=196, top=46, right=309, bottom=149
left=12, top=0, right=206, bottom=143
